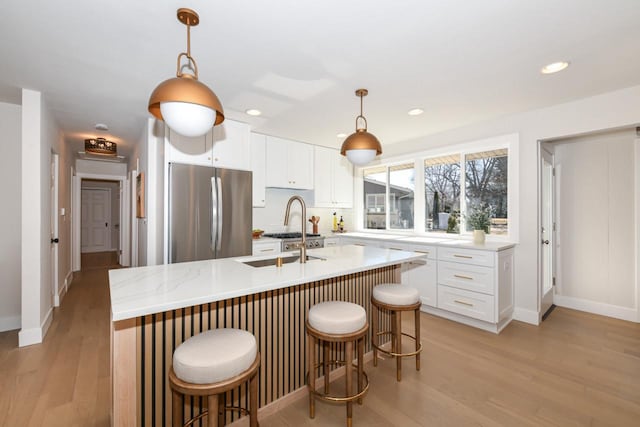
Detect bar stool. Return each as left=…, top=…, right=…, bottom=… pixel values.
left=306, top=301, right=369, bottom=427
left=371, top=284, right=422, bottom=381
left=169, top=328, right=260, bottom=427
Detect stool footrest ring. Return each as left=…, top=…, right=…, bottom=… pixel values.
left=373, top=331, right=423, bottom=358
left=306, top=360, right=370, bottom=403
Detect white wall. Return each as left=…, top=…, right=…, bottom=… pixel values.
left=0, top=102, right=22, bottom=332
left=130, top=118, right=164, bottom=267
left=552, top=129, right=636, bottom=318
left=383, top=84, right=640, bottom=323
left=19, top=89, right=67, bottom=346
left=253, top=188, right=355, bottom=235
left=76, top=158, right=127, bottom=176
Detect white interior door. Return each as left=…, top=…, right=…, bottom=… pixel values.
left=540, top=148, right=555, bottom=318
left=81, top=188, right=111, bottom=253
left=50, top=154, right=59, bottom=306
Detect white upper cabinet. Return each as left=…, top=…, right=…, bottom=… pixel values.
left=313, top=146, right=353, bottom=208
left=265, top=136, right=314, bottom=189
left=250, top=133, right=266, bottom=207
left=166, top=119, right=250, bottom=170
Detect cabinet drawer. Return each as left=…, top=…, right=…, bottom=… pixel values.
left=252, top=242, right=281, bottom=256
left=437, top=247, right=494, bottom=267
left=405, top=244, right=437, bottom=260
left=437, top=285, right=495, bottom=322
left=438, top=261, right=494, bottom=295
left=402, top=258, right=437, bottom=307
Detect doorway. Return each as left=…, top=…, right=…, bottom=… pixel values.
left=73, top=173, right=130, bottom=271
left=540, top=147, right=555, bottom=319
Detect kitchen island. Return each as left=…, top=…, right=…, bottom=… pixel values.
left=109, top=244, right=426, bottom=426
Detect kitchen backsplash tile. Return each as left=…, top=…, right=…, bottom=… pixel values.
left=252, top=188, right=354, bottom=235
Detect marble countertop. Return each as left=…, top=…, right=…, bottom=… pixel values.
left=341, top=232, right=515, bottom=251
left=109, top=245, right=425, bottom=322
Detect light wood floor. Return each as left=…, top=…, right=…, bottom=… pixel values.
left=1, top=259, right=638, bottom=426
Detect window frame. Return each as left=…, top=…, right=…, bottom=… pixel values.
left=354, top=133, right=519, bottom=242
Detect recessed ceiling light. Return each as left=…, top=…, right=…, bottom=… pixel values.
left=408, top=108, right=424, bottom=116
left=245, top=109, right=262, bottom=116
left=95, top=123, right=109, bottom=131
left=541, top=61, right=570, bottom=74
left=337, top=133, right=347, bottom=138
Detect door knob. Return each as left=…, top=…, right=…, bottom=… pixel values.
left=51, top=238, right=59, bottom=244
left=542, top=239, right=549, bottom=245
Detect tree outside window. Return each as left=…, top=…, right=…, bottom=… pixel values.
left=464, top=149, right=508, bottom=235
left=424, top=155, right=460, bottom=233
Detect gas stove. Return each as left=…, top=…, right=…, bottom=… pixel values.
left=262, top=232, right=325, bottom=251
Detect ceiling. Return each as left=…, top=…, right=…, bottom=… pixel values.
left=1, top=0, right=639, bottom=159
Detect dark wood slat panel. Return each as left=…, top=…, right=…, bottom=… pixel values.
left=137, top=266, right=399, bottom=425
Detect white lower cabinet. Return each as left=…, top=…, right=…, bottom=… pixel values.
left=338, top=235, right=515, bottom=333
left=436, top=246, right=514, bottom=331
left=402, top=257, right=437, bottom=307
left=252, top=240, right=281, bottom=256
left=437, top=285, right=495, bottom=323
left=323, top=237, right=340, bottom=247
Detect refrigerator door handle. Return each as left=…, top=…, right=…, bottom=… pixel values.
left=216, top=176, right=223, bottom=251
left=211, top=177, right=217, bottom=252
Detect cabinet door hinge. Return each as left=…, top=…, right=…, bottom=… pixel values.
left=552, top=277, right=556, bottom=287
left=552, top=167, right=556, bottom=177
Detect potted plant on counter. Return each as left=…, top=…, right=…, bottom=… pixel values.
left=465, top=204, right=493, bottom=244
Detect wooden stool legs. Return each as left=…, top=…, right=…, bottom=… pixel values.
left=306, top=323, right=370, bottom=427
left=371, top=298, right=423, bottom=382
left=169, top=354, right=260, bottom=427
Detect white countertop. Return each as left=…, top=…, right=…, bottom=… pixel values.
left=341, top=232, right=515, bottom=251
left=109, top=245, right=425, bottom=322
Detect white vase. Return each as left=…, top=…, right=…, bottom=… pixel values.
left=473, top=229, right=485, bottom=244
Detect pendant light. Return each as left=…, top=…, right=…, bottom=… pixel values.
left=148, top=8, right=224, bottom=137
left=340, top=89, right=382, bottom=166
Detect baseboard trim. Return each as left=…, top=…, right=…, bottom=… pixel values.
left=512, top=307, right=540, bottom=325
left=419, top=305, right=510, bottom=334
left=554, top=295, right=638, bottom=323
left=0, top=315, right=21, bottom=332
left=18, top=307, right=54, bottom=347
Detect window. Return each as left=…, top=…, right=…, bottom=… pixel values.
left=464, top=149, right=508, bottom=235
left=364, top=167, right=387, bottom=229
left=389, top=163, right=415, bottom=230
left=424, top=155, right=460, bottom=233
left=363, top=164, right=415, bottom=230
left=359, top=136, right=514, bottom=238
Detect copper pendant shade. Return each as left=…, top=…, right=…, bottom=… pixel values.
left=340, top=89, right=382, bottom=165
left=148, top=8, right=224, bottom=133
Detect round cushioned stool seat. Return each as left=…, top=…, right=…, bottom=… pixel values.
left=173, top=328, right=257, bottom=384
left=373, top=284, right=420, bottom=306
left=308, top=301, right=366, bottom=334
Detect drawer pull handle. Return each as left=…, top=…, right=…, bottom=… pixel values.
left=454, top=254, right=473, bottom=259
left=454, top=300, right=474, bottom=307
left=354, top=243, right=366, bottom=246
left=259, top=248, right=274, bottom=252
left=454, top=274, right=473, bottom=280
left=414, top=250, right=430, bottom=254
left=389, top=247, right=403, bottom=251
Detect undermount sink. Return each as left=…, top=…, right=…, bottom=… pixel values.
left=243, top=254, right=325, bottom=268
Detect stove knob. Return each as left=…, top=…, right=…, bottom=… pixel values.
left=314, top=241, right=320, bottom=247
left=284, top=244, right=290, bottom=250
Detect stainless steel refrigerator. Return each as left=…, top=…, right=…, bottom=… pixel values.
left=168, top=163, right=253, bottom=263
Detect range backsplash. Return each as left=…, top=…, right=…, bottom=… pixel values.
left=252, top=188, right=354, bottom=235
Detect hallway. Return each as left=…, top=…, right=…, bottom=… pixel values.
left=0, top=255, right=115, bottom=426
